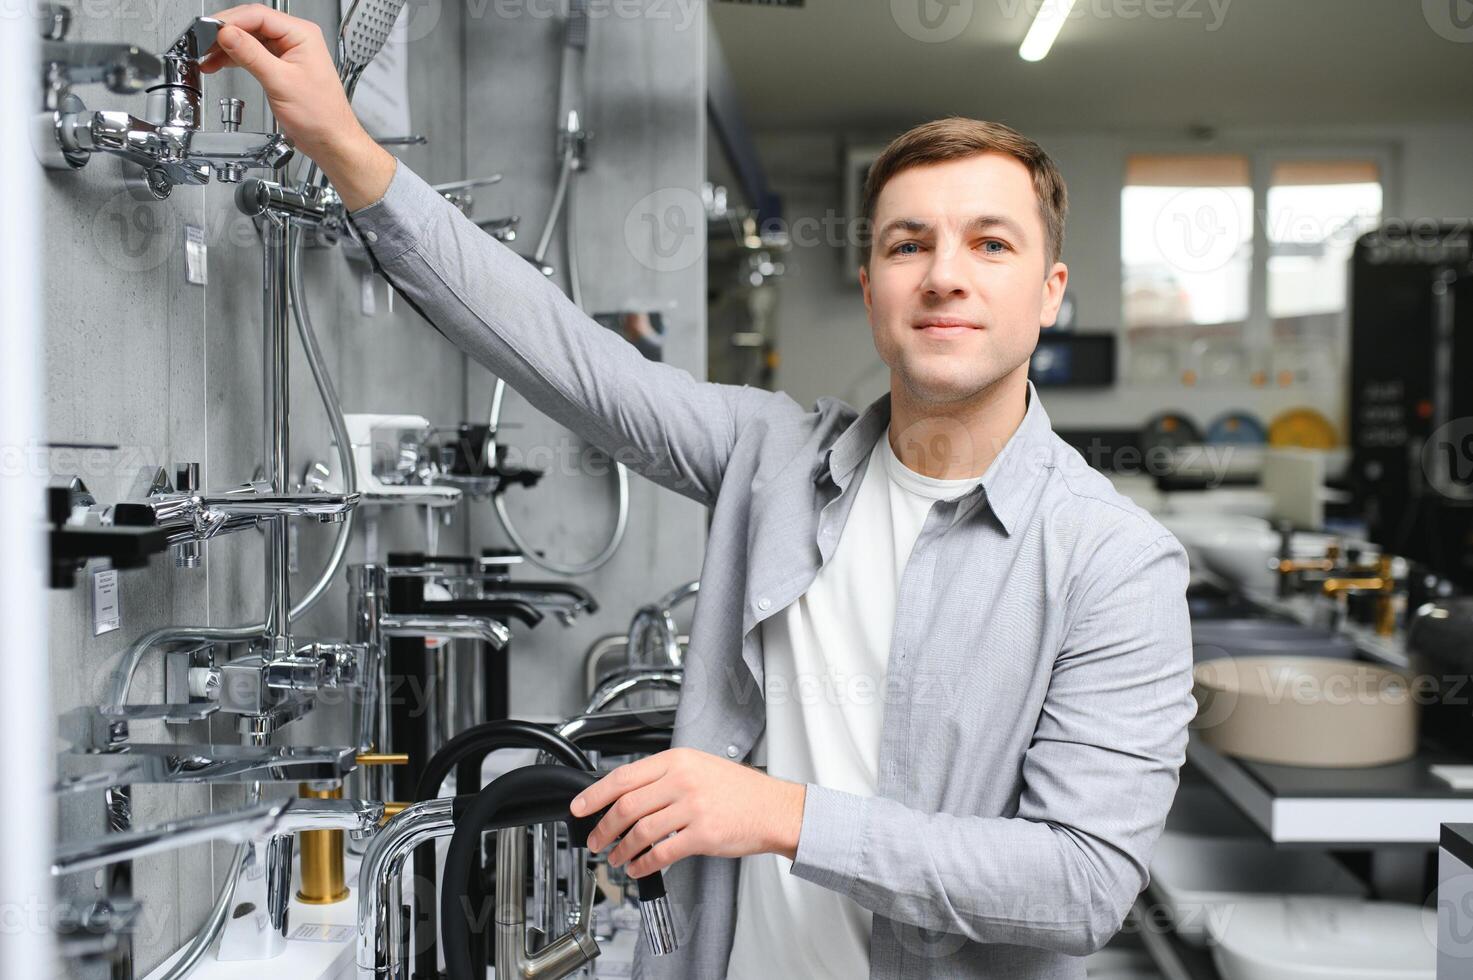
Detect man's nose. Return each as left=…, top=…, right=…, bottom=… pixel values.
left=920, top=240, right=969, bottom=300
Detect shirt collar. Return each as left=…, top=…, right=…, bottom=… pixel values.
left=814, top=381, right=1054, bottom=537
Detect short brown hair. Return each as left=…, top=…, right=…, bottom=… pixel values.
left=862, top=117, right=1068, bottom=267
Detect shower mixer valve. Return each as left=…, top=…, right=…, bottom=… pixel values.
left=35, top=15, right=294, bottom=199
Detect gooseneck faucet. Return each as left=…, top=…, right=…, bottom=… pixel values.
left=356, top=797, right=458, bottom=980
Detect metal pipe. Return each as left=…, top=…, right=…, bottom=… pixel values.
left=262, top=215, right=292, bottom=644
left=287, top=229, right=358, bottom=620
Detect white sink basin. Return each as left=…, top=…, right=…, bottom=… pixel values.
left=1209, top=897, right=1434, bottom=980
left=1157, top=512, right=1271, bottom=578
left=1148, top=832, right=1367, bottom=945
left=1193, top=527, right=1338, bottom=594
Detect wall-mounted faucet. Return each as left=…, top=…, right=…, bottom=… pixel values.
left=37, top=2, right=160, bottom=115
left=56, top=742, right=358, bottom=794
left=37, top=16, right=293, bottom=199
left=107, top=463, right=358, bottom=570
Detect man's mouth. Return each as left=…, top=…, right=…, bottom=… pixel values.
left=912, top=317, right=982, bottom=337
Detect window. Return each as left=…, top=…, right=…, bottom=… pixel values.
left=1121, top=152, right=1384, bottom=330
left=1266, top=160, right=1382, bottom=319
left=1122, top=154, right=1253, bottom=328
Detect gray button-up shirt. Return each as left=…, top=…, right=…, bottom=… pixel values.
left=352, top=163, right=1196, bottom=979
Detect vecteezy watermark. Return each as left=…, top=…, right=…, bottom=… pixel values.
left=396, top=0, right=445, bottom=44
left=890, top=0, right=977, bottom=43
left=1423, top=0, right=1473, bottom=42
left=624, top=187, right=706, bottom=274
left=890, top=0, right=1233, bottom=44
left=1423, top=417, right=1473, bottom=502
left=1152, top=187, right=1246, bottom=275
left=90, top=189, right=263, bottom=276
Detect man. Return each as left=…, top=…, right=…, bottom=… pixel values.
left=205, top=8, right=1194, bottom=977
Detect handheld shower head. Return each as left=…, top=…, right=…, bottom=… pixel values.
left=337, top=0, right=409, bottom=97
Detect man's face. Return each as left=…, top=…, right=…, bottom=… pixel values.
left=860, top=153, right=1068, bottom=407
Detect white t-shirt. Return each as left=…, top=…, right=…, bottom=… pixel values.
left=725, top=431, right=988, bottom=979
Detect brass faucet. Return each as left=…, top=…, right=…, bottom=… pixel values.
left=1274, top=524, right=1341, bottom=598
left=296, top=752, right=408, bottom=905
left=1321, top=554, right=1398, bottom=636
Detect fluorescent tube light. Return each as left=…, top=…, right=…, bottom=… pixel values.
left=1019, top=0, right=1076, bottom=61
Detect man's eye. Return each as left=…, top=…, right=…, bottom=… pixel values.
left=892, top=242, right=921, bottom=255
left=981, top=240, right=1009, bottom=254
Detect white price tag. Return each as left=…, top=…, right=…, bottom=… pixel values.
left=92, top=566, right=120, bottom=636
left=184, top=224, right=208, bottom=285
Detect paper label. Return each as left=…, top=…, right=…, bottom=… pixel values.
left=289, top=922, right=354, bottom=944
left=92, top=567, right=120, bottom=635
left=184, top=224, right=207, bottom=285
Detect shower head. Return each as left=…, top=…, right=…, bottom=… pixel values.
left=337, top=0, right=409, bottom=96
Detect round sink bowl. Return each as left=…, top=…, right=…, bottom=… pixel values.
left=1192, top=656, right=1417, bottom=767
left=1192, top=619, right=1356, bottom=663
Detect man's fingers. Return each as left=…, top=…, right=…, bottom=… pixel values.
left=627, top=832, right=692, bottom=878
left=605, top=804, right=685, bottom=868
left=198, top=49, right=234, bottom=74
left=570, top=754, right=668, bottom=818
left=213, top=24, right=284, bottom=88
left=584, top=779, right=678, bottom=853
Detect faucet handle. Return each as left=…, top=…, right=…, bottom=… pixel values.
left=164, top=16, right=222, bottom=65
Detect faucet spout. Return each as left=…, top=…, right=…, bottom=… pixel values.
left=379, top=614, right=512, bottom=649
left=52, top=799, right=286, bottom=876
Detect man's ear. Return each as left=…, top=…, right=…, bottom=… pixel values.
left=859, top=261, right=873, bottom=318
left=1039, top=261, right=1068, bottom=328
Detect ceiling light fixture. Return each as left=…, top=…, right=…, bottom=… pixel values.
left=1019, top=0, right=1076, bottom=62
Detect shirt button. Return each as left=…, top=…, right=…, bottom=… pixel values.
left=757, top=597, right=771, bottom=611
left=364, top=230, right=379, bottom=243
left=725, top=745, right=740, bottom=759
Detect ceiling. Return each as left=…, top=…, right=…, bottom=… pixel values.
left=710, top=0, right=1473, bottom=133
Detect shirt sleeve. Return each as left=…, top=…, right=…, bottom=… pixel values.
left=789, top=533, right=1195, bottom=956
left=347, top=160, right=794, bottom=507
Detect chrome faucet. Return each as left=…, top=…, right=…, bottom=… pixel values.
left=355, top=797, right=456, bottom=980
left=105, top=463, right=357, bottom=574
left=584, top=668, right=683, bottom=714
left=100, top=634, right=369, bottom=739
left=37, top=16, right=293, bottom=199
left=216, top=797, right=384, bottom=962
left=626, top=580, right=699, bottom=670
left=56, top=743, right=358, bottom=795
left=53, top=797, right=377, bottom=878
left=54, top=800, right=287, bottom=877
left=36, top=3, right=160, bottom=115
